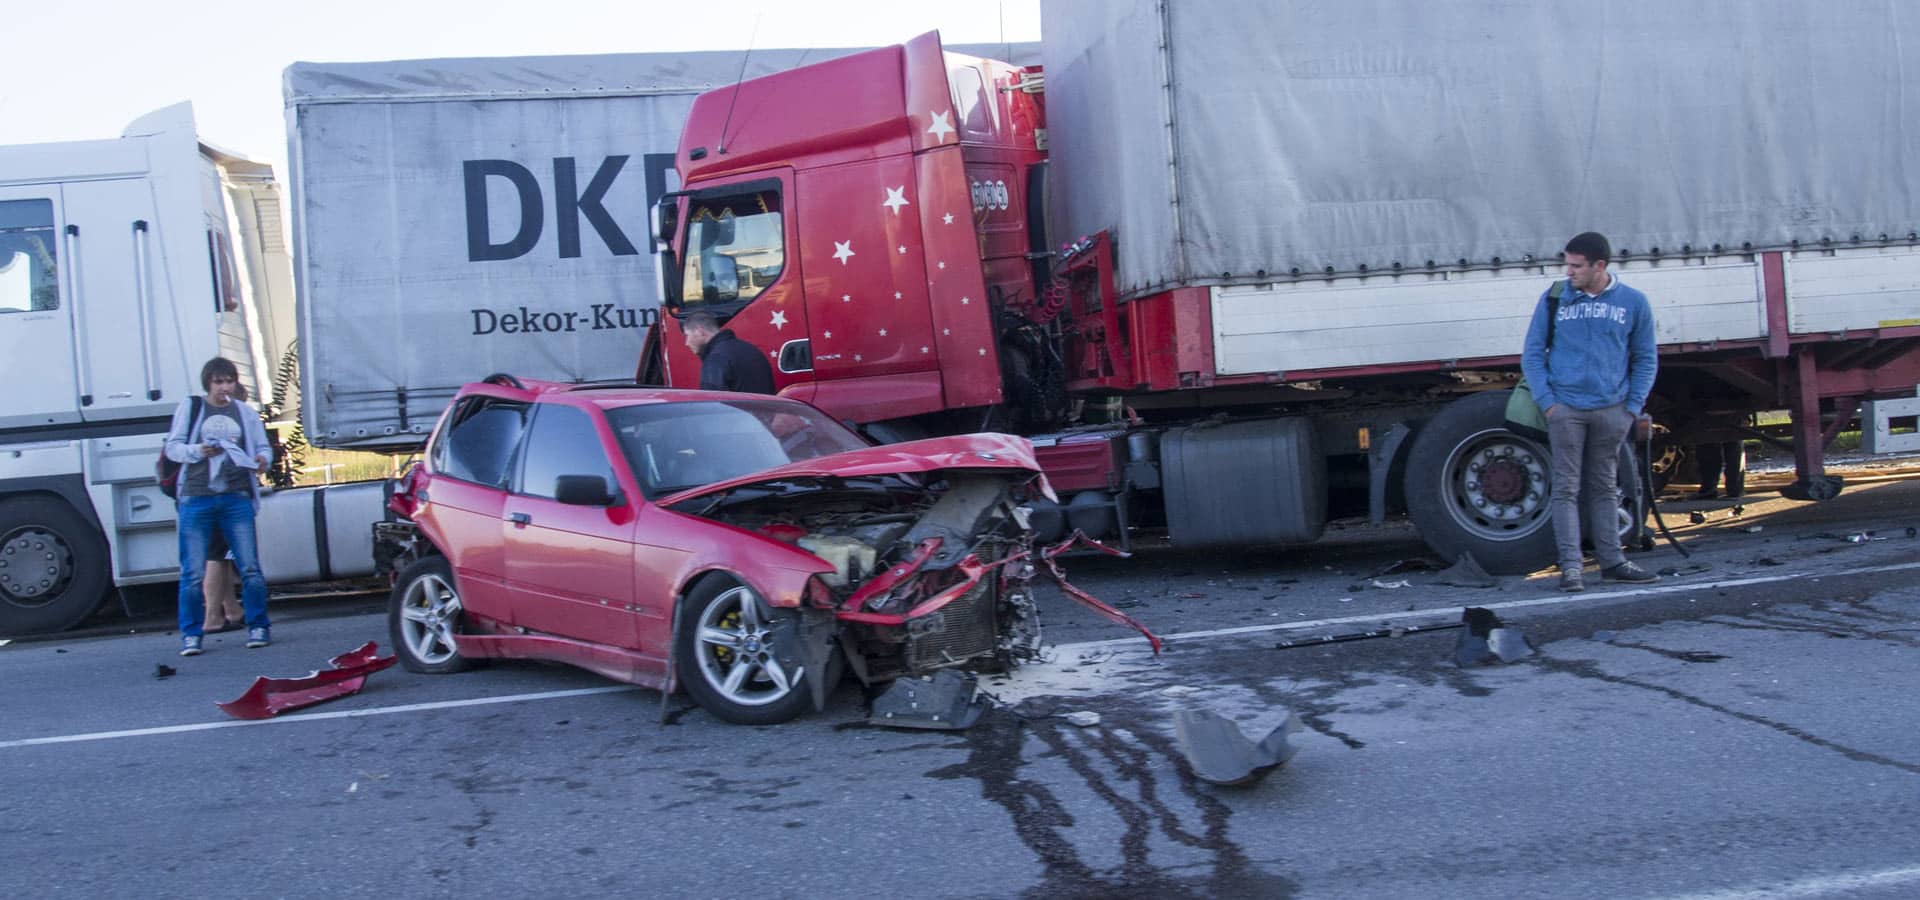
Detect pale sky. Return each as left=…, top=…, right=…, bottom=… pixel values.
left=2, top=0, right=1040, bottom=174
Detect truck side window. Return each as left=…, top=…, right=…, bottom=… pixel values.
left=0, top=199, right=60, bottom=314
left=680, top=190, right=783, bottom=309
left=516, top=403, right=618, bottom=500
left=431, top=397, right=529, bottom=488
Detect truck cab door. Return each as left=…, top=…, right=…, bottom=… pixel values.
left=0, top=191, right=81, bottom=431
left=59, top=178, right=174, bottom=421
left=658, top=173, right=802, bottom=391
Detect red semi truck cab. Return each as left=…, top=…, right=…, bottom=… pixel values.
left=648, top=32, right=1048, bottom=429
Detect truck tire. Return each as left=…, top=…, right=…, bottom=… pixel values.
left=1405, top=391, right=1557, bottom=574
left=0, top=495, right=111, bottom=635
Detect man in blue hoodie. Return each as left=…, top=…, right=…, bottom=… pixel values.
left=1521, top=232, right=1660, bottom=592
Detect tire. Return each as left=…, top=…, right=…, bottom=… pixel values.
left=1405, top=392, right=1558, bottom=575
left=389, top=556, right=473, bottom=674
left=0, top=496, right=111, bottom=635
left=674, top=576, right=814, bottom=726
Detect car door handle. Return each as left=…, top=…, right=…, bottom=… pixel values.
left=508, top=512, right=531, bottom=526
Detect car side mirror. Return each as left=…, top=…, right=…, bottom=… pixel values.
left=554, top=474, right=616, bottom=506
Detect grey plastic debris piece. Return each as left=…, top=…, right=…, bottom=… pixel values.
left=1455, top=607, right=1530, bottom=666
left=1433, top=552, right=1498, bottom=588
left=1173, top=708, right=1300, bottom=786
left=1487, top=627, right=1535, bottom=662
left=868, top=670, right=986, bottom=730
left=1064, top=711, right=1102, bottom=727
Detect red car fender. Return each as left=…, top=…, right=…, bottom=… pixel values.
left=644, top=507, right=837, bottom=610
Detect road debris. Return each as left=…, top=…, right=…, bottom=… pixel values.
left=1432, top=552, right=1498, bottom=588
left=1454, top=607, right=1534, bottom=666
left=1371, top=558, right=1443, bottom=577
left=1063, top=711, right=1103, bottom=728
left=869, top=669, right=987, bottom=730
left=1370, top=579, right=1411, bottom=590
left=1160, top=685, right=1202, bottom=698
left=216, top=641, right=397, bottom=720
left=1173, top=707, right=1300, bottom=786
left=1657, top=564, right=1712, bottom=577
left=153, top=663, right=176, bottom=680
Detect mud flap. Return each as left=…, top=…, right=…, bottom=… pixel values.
left=216, top=642, right=398, bottom=720
left=868, top=669, right=987, bottom=730
left=1173, top=707, right=1301, bottom=786
left=795, top=607, right=839, bottom=713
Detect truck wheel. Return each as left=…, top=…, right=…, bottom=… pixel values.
left=1405, top=392, right=1556, bottom=574
left=389, top=556, right=474, bottom=674
left=674, top=577, right=813, bottom=725
left=0, top=496, right=110, bottom=635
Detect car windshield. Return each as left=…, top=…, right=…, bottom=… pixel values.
left=606, top=399, right=870, bottom=497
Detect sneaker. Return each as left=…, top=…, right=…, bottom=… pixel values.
left=1559, top=568, right=1585, bottom=593
left=1690, top=488, right=1719, bottom=500
left=179, top=635, right=203, bottom=657
left=245, top=627, right=271, bottom=649
left=1602, top=561, right=1659, bottom=584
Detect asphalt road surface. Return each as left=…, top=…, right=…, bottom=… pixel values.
left=3, top=479, right=1918, bottom=899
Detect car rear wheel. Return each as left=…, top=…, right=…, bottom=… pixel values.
left=389, top=556, right=473, bottom=674
left=675, top=577, right=812, bottom=725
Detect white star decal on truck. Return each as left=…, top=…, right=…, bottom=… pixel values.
left=770, top=310, right=787, bottom=330
left=942, top=212, right=955, bottom=225
left=883, top=186, right=910, bottom=215
left=926, top=111, right=955, bottom=142
left=833, top=240, right=854, bottom=265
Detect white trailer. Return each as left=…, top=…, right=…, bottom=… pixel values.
left=0, top=105, right=380, bottom=636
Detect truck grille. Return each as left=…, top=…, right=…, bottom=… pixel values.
left=906, top=577, right=998, bottom=671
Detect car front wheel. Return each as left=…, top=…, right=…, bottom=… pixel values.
left=674, top=577, right=812, bottom=725
left=389, top=556, right=473, bottom=675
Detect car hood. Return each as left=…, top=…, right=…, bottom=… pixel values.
left=656, top=433, right=1053, bottom=507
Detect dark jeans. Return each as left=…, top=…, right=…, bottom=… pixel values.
left=1547, top=403, right=1633, bottom=572
left=177, top=492, right=268, bottom=637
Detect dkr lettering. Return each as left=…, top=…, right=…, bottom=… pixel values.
left=471, top=304, right=658, bottom=336
left=1556, top=301, right=1629, bottom=325
left=463, top=153, right=676, bottom=262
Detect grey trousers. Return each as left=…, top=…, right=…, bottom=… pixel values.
left=1546, top=403, right=1633, bottom=571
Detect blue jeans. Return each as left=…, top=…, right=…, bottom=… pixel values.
left=177, top=492, right=268, bottom=636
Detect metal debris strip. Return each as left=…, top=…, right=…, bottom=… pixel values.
left=1275, top=620, right=1463, bottom=651
left=1173, top=707, right=1300, bottom=786
left=215, top=641, right=398, bottom=720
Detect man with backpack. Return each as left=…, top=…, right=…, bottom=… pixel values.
left=1521, top=232, right=1661, bottom=593
left=162, top=357, right=273, bottom=656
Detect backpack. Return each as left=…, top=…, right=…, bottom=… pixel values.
left=156, top=397, right=205, bottom=500
left=1504, top=280, right=1566, bottom=442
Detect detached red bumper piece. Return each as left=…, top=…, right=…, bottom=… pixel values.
left=216, top=641, right=399, bottom=720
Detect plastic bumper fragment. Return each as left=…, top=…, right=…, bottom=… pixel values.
left=216, top=641, right=398, bottom=720
left=1173, top=707, right=1300, bottom=786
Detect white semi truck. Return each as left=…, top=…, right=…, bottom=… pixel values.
left=0, top=104, right=382, bottom=635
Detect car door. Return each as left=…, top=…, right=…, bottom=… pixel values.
left=420, top=396, right=528, bottom=623
left=501, top=401, right=640, bottom=648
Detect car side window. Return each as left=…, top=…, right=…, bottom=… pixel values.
left=431, top=397, right=529, bottom=488
left=518, top=403, right=618, bottom=501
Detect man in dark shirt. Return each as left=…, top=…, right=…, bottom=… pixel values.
left=684, top=311, right=776, bottom=394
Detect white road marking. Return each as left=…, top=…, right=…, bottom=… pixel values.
left=1660, top=864, right=1920, bottom=899
left=7, top=559, right=1917, bottom=750
left=1054, top=559, right=1920, bottom=654
left=0, top=685, right=636, bottom=750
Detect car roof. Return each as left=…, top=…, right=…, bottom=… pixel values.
left=451, top=377, right=796, bottom=412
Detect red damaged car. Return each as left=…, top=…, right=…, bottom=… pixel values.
left=379, top=375, right=1152, bottom=724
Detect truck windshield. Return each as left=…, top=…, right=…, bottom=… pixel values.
left=679, top=190, right=784, bottom=310
left=606, top=399, right=868, bottom=498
